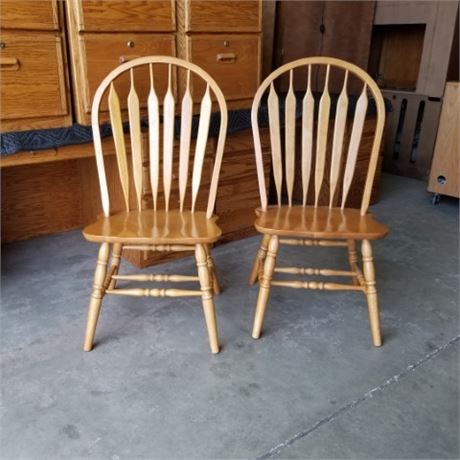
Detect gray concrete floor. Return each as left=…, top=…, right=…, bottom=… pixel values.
left=1, top=174, right=459, bottom=460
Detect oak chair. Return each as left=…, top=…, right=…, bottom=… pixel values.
left=82, top=56, right=227, bottom=354
left=249, top=57, right=389, bottom=346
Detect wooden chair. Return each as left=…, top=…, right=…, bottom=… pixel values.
left=249, top=57, right=389, bottom=346
left=82, top=56, right=227, bottom=354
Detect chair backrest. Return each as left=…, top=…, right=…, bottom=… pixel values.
left=91, top=56, right=228, bottom=219
left=251, top=57, right=385, bottom=216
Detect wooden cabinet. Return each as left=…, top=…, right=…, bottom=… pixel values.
left=184, top=0, right=261, bottom=32
left=76, top=0, right=175, bottom=32
left=273, top=1, right=375, bottom=93
left=185, top=34, right=261, bottom=102
left=66, top=0, right=262, bottom=124
left=428, top=82, right=460, bottom=199
left=0, top=0, right=71, bottom=131
left=66, top=0, right=177, bottom=125
left=177, top=0, right=262, bottom=109
left=0, top=0, right=60, bottom=31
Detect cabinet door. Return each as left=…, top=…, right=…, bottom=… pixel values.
left=75, top=0, right=175, bottom=32
left=322, top=1, right=376, bottom=94
left=187, top=34, right=261, bottom=101
left=273, top=1, right=323, bottom=91
left=77, top=33, right=176, bottom=120
left=185, top=0, right=261, bottom=33
left=0, top=0, right=59, bottom=31
left=0, top=32, right=68, bottom=124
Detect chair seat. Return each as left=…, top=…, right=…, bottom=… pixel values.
left=83, top=210, right=222, bottom=245
left=255, top=206, right=389, bottom=240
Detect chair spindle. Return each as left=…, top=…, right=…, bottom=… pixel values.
left=108, top=83, right=130, bottom=211
left=148, top=64, right=160, bottom=211
left=285, top=69, right=296, bottom=206
left=341, top=83, right=368, bottom=208
left=329, top=70, right=349, bottom=207
left=314, top=64, right=331, bottom=207
left=301, top=65, right=314, bottom=206
left=268, top=82, right=283, bottom=205
left=163, top=64, right=175, bottom=211
left=179, top=69, right=193, bottom=212
left=127, top=68, right=143, bottom=210
left=191, top=84, right=212, bottom=212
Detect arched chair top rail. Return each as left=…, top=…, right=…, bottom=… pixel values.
left=251, top=56, right=386, bottom=216
left=251, top=56, right=385, bottom=110
left=90, top=56, right=228, bottom=219
left=91, top=55, right=227, bottom=118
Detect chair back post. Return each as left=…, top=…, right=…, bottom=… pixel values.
left=251, top=56, right=385, bottom=215
left=91, top=56, right=228, bottom=218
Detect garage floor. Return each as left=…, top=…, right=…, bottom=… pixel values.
left=1, top=174, right=459, bottom=459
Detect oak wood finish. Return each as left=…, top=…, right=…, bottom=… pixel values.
left=0, top=0, right=59, bottom=30
left=84, top=242, right=110, bottom=351
left=75, top=0, right=175, bottom=32
left=183, top=0, right=261, bottom=33
left=249, top=57, right=389, bottom=347
left=254, top=207, right=389, bottom=240
left=0, top=0, right=71, bottom=131
left=82, top=56, right=227, bottom=354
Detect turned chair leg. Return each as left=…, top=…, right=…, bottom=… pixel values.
left=84, top=242, right=110, bottom=351
left=248, top=234, right=271, bottom=285
left=205, top=244, right=221, bottom=295
left=252, top=235, right=279, bottom=339
left=107, top=243, right=123, bottom=290
left=347, top=240, right=359, bottom=286
left=196, top=244, right=220, bottom=354
left=361, top=239, right=382, bottom=347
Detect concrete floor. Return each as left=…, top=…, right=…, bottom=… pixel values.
left=1, top=174, right=459, bottom=459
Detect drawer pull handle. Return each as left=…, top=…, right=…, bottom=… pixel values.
left=0, top=57, right=20, bottom=70
left=217, top=53, right=237, bottom=63
left=119, top=55, right=141, bottom=64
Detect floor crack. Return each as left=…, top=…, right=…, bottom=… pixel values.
left=257, top=335, right=460, bottom=459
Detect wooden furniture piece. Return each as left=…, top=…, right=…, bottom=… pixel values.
left=427, top=82, right=460, bottom=202
left=66, top=0, right=262, bottom=124
left=82, top=56, right=227, bottom=354
left=176, top=0, right=262, bottom=110
left=273, top=1, right=376, bottom=94
left=66, top=0, right=177, bottom=125
left=0, top=0, right=71, bottom=131
left=370, top=1, right=459, bottom=179
left=249, top=57, right=389, bottom=347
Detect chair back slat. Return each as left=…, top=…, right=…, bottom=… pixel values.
left=268, top=83, right=283, bottom=205
left=91, top=56, right=227, bottom=218
left=285, top=70, right=296, bottom=207
left=341, top=84, right=368, bottom=208
left=179, top=70, right=193, bottom=212
left=148, top=64, right=160, bottom=211
left=314, top=64, right=331, bottom=207
left=162, top=64, right=175, bottom=211
left=127, top=69, right=143, bottom=210
left=329, top=70, right=349, bottom=207
left=301, top=65, right=314, bottom=206
left=251, top=57, right=385, bottom=215
left=191, top=84, right=212, bottom=212
left=108, top=83, right=130, bottom=211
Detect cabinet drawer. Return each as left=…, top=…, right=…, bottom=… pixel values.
left=187, top=35, right=261, bottom=101
left=0, top=0, right=59, bottom=31
left=75, top=0, right=175, bottom=32
left=185, top=0, right=261, bottom=32
left=0, top=32, right=68, bottom=122
left=80, top=33, right=176, bottom=114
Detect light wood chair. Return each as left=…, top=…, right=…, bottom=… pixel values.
left=82, top=56, right=227, bottom=354
left=249, top=57, right=389, bottom=346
